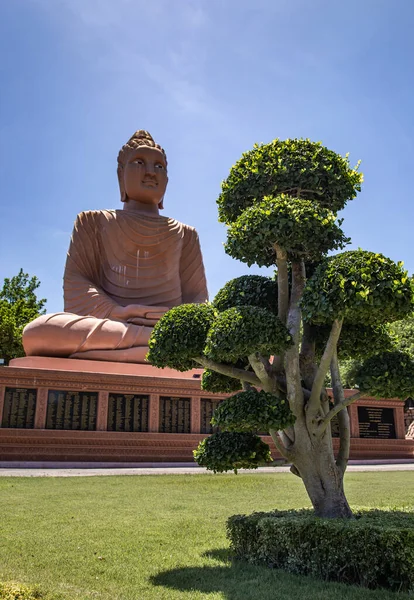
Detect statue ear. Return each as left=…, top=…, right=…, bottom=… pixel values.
left=117, top=165, right=127, bottom=202
left=158, top=197, right=164, bottom=210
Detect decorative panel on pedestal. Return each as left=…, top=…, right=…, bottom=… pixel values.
left=200, top=398, right=222, bottom=434
left=46, top=390, right=98, bottom=430
left=1, top=387, right=37, bottom=429
left=358, top=406, right=396, bottom=439
left=107, top=393, right=149, bottom=432
left=159, top=396, right=191, bottom=433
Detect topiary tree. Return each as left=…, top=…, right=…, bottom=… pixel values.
left=148, top=138, right=414, bottom=518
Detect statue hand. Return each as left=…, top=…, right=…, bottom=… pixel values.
left=109, top=304, right=170, bottom=323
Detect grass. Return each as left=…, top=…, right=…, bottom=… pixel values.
left=0, top=471, right=413, bottom=599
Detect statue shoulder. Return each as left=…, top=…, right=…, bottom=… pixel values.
left=181, top=221, right=200, bottom=239
left=74, top=209, right=116, bottom=228
left=178, top=221, right=202, bottom=252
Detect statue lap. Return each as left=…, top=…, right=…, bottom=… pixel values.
left=23, top=313, right=152, bottom=363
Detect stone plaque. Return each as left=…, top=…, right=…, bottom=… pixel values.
left=201, top=398, right=222, bottom=434
left=107, top=394, right=149, bottom=432
left=159, top=396, right=191, bottom=433
left=358, top=406, right=396, bottom=439
left=1, top=387, right=36, bottom=429
left=46, top=390, right=98, bottom=430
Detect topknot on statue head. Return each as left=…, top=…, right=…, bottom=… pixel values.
left=117, top=130, right=168, bottom=206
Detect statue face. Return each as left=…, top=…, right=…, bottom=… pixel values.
left=123, top=146, right=168, bottom=205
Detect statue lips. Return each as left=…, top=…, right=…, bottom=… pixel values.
left=142, top=179, right=157, bottom=187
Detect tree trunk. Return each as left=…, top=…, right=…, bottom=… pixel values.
left=293, top=429, right=353, bottom=518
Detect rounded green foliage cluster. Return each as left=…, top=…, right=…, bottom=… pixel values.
left=388, top=315, right=414, bottom=357
left=193, top=431, right=272, bottom=473
left=218, top=138, right=363, bottom=224
left=201, top=369, right=242, bottom=393
left=205, top=305, right=292, bottom=363
left=301, top=251, right=414, bottom=325
left=225, top=195, right=348, bottom=266
left=355, top=351, right=414, bottom=398
left=212, top=389, right=295, bottom=433
left=147, top=303, right=216, bottom=371
left=213, top=275, right=278, bottom=314
left=314, top=323, right=397, bottom=360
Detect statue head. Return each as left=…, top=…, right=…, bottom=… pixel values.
left=117, top=130, right=168, bottom=209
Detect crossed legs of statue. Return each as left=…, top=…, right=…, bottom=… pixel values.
left=22, top=313, right=152, bottom=363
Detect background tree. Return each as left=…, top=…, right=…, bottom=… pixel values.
left=148, top=139, right=414, bottom=518
left=0, top=269, right=46, bottom=364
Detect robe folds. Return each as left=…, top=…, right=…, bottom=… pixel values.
left=23, top=209, right=208, bottom=362
left=64, top=209, right=208, bottom=315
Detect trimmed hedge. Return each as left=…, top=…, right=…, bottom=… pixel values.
left=227, top=509, right=414, bottom=591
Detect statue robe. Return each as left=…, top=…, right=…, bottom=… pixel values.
left=23, top=209, right=208, bottom=362
left=64, top=209, right=208, bottom=315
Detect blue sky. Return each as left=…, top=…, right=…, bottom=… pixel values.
left=1, top=0, right=413, bottom=312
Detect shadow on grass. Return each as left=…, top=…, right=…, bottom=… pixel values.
left=201, top=548, right=232, bottom=562
left=150, top=549, right=407, bottom=600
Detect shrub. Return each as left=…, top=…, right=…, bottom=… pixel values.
left=147, top=303, right=216, bottom=371
left=204, top=305, right=292, bottom=363
left=218, top=138, right=362, bottom=224
left=211, top=389, right=295, bottom=432
left=301, top=250, right=414, bottom=325
left=201, top=369, right=242, bottom=393
left=225, top=195, right=348, bottom=266
left=355, top=351, right=414, bottom=398
left=0, top=581, right=53, bottom=599
left=193, top=431, right=272, bottom=473
left=227, top=509, right=414, bottom=591
left=213, top=275, right=278, bottom=314
left=313, top=323, right=396, bottom=360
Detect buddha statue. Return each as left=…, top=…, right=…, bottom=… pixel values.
left=23, top=130, right=208, bottom=363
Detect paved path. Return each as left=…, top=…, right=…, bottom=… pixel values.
left=0, top=461, right=414, bottom=477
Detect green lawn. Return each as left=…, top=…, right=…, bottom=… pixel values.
left=0, top=471, right=413, bottom=600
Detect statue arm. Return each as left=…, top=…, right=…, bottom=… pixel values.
left=180, top=226, right=208, bottom=304
left=64, top=211, right=118, bottom=319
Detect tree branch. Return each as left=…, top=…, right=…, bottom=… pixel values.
left=319, top=390, right=362, bottom=433
left=194, top=357, right=261, bottom=386
left=279, top=428, right=295, bottom=446
left=284, top=260, right=306, bottom=417
left=248, top=353, right=277, bottom=392
left=274, top=244, right=289, bottom=326
left=272, top=245, right=289, bottom=375
left=329, top=349, right=350, bottom=475
left=300, top=322, right=318, bottom=390
left=269, top=429, right=295, bottom=462
left=307, top=319, right=343, bottom=421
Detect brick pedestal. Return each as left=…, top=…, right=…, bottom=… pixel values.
left=0, top=357, right=412, bottom=463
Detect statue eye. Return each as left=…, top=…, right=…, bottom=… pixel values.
left=132, top=158, right=144, bottom=165
left=155, top=163, right=165, bottom=170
